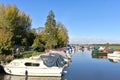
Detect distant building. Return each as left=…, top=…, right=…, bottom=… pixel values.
left=36, top=27, right=44, bottom=33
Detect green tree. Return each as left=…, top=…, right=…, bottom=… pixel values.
left=0, top=29, right=13, bottom=54
left=14, top=11, right=32, bottom=45
left=106, top=43, right=110, bottom=48
left=44, top=10, right=58, bottom=49
left=25, top=29, right=36, bottom=46
left=32, top=32, right=45, bottom=52
left=0, top=4, right=14, bottom=54
left=0, top=4, right=32, bottom=54
left=56, top=22, right=69, bottom=47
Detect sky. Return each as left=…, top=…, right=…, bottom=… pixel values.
left=0, top=0, right=120, bottom=44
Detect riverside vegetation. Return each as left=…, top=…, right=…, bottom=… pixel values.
left=0, top=4, right=69, bottom=62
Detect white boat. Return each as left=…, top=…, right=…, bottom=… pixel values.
left=108, top=56, right=120, bottom=63
left=98, top=46, right=105, bottom=50
left=47, top=50, right=72, bottom=66
left=107, top=51, right=120, bottom=57
left=3, top=53, right=67, bottom=76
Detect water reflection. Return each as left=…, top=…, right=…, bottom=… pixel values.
left=4, top=75, right=62, bottom=80
left=91, top=52, right=120, bottom=63
left=91, top=53, right=107, bottom=59
left=108, top=57, right=120, bottom=63
left=1, top=51, right=120, bottom=80
left=0, top=74, right=4, bottom=80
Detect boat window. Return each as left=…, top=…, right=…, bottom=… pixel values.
left=25, top=62, right=40, bottom=67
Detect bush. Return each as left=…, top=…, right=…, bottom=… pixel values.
left=0, top=54, right=14, bottom=62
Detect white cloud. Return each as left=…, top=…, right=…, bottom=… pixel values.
left=69, top=36, right=120, bottom=44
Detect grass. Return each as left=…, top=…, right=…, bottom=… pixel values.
left=109, top=45, right=120, bottom=50
left=92, top=53, right=107, bottom=58
left=95, top=45, right=120, bottom=50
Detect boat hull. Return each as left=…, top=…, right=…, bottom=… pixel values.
left=4, top=66, right=63, bottom=76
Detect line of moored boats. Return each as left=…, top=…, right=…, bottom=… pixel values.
left=92, top=46, right=120, bottom=62
left=2, top=46, right=76, bottom=77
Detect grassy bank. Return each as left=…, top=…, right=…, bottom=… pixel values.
left=109, top=45, right=120, bottom=50
left=93, top=44, right=120, bottom=50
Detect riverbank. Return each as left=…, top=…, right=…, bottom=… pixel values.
left=0, top=51, right=43, bottom=65
left=92, top=44, right=120, bottom=50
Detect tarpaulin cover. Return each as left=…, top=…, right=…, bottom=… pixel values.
left=40, top=53, right=66, bottom=67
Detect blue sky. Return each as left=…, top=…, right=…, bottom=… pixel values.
left=1, top=0, right=120, bottom=44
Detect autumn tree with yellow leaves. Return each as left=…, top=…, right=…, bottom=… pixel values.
left=0, top=4, right=33, bottom=54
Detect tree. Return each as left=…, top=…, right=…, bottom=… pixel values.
left=0, top=4, right=14, bottom=54
left=32, top=10, right=69, bottom=51
left=44, top=10, right=58, bottom=49
left=25, top=29, right=36, bottom=46
left=14, top=11, right=32, bottom=45
left=32, top=30, right=46, bottom=51
left=56, top=22, right=69, bottom=47
left=106, top=43, right=110, bottom=48
left=0, top=29, right=13, bottom=54
left=0, top=4, right=32, bottom=54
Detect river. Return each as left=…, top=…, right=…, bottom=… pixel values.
left=0, top=50, right=120, bottom=80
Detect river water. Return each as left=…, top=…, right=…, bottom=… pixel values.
left=0, top=50, right=120, bottom=80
